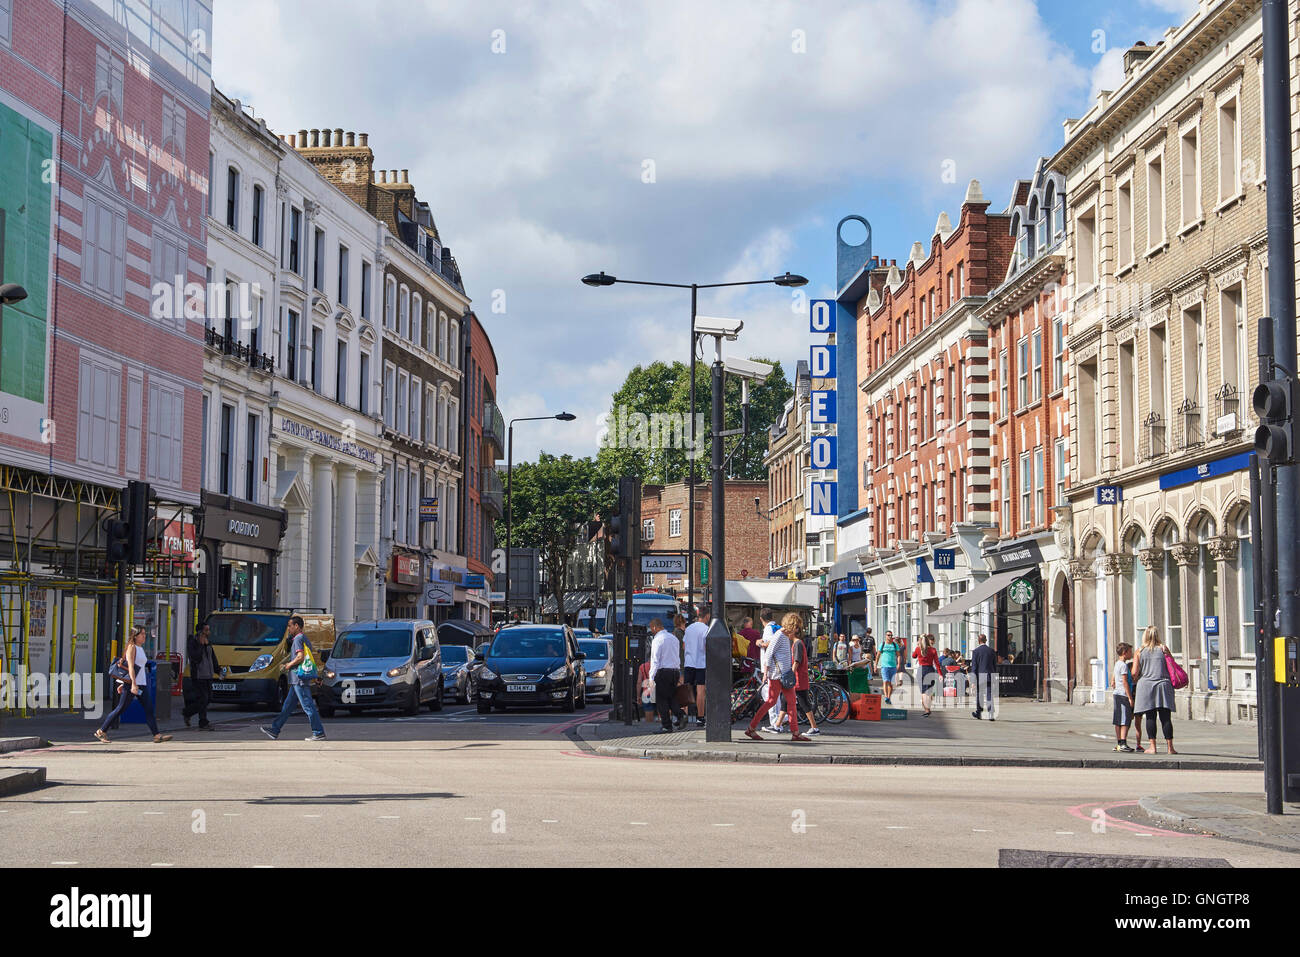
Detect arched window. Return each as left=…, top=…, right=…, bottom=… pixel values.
left=438, top=313, right=448, bottom=361
left=1235, top=510, right=1254, bottom=656
left=385, top=276, right=396, bottom=330
left=436, top=393, right=447, bottom=448
left=1123, top=527, right=1148, bottom=644
left=1154, top=521, right=1182, bottom=653
left=449, top=319, right=460, bottom=369
left=399, top=285, right=410, bottom=340
left=1011, top=212, right=1027, bottom=272
left=1027, top=197, right=1039, bottom=255
left=426, top=305, right=436, bottom=353
left=1193, top=513, right=1219, bottom=662
left=1052, top=183, right=1067, bottom=239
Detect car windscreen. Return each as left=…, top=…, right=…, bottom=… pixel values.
left=441, top=645, right=470, bottom=664
left=491, top=630, right=567, bottom=658
left=610, top=606, right=677, bottom=628
left=579, top=640, right=610, bottom=660
left=206, top=613, right=290, bottom=646
left=333, top=630, right=414, bottom=659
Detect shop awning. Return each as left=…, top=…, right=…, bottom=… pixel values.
left=928, top=569, right=1021, bottom=623
left=827, top=550, right=865, bottom=582
left=725, top=579, right=819, bottom=609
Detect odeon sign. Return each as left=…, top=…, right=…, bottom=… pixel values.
left=808, top=300, right=837, bottom=516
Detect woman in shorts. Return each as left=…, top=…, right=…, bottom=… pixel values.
left=876, top=633, right=900, bottom=705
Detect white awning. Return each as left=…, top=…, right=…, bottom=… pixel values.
left=928, top=570, right=1021, bottom=623
left=724, top=580, right=819, bottom=608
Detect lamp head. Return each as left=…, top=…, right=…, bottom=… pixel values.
left=772, top=272, right=808, bottom=288
left=581, top=272, right=617, bottom=287
left=0, top=283, right=29, bottom=306
left=555, top=412, right=577, bottom=421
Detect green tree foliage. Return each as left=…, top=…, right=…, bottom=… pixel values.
left=597, top=357, right=791, bottom=483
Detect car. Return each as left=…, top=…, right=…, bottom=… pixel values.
left=472, top=624, right=587, bottom=713
left=440, top=643, right=475, bottom=703
left=317, top=620, right=444, bottom=716
left=576, top=634, right=613, bottom=703
left=206, top=610, right=336, bottom=710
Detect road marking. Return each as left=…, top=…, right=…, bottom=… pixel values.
left=303, top=814, right=322, bottom=818
left=379, top=815, right=400, bottom=819
left=1055, top=831, right=1075, bottom=835
left=51, top=861, right=79, bottom=865
left=972, top=828, right=992, bottom=833
left=712, top=823, right=735, bottom=827
left=464, top=816, right=482, bottom=820
left=253, top=864, right=274, bottom=868
left=542, top=819, right=558, bottom=823
left=143, top=811, right=164, bottom=816
left=223, top=813, right=241, bottom=817
left=1135, top=833, right=1154, bottom=838
left=150, top=863, right=173, bottom=867
left=68, top=810, right=89, bottom=814
left=629, top=822, right=648, bottom=826
left=886, top=826, right=911, bottom=830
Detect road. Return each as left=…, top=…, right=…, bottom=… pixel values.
left=0, top=704, right=1291, bottom=867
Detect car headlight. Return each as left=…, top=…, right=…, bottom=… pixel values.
left=387, top=664, right=411, bottom=678
left=479, top=666, right=497, bottom=681
left=324, top=669, right=336, bottom=680
left=250, top=654, right=273, bottom=672
left=592, top=669, right=606, bottom=678
left=547, top=666, right=568, bottom=681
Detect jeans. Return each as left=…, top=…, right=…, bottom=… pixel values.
left=270, top=682, right=325, bottom=737
left=654, top=668, right=683, bottom=729
left=183, top=678, right=212, bottom=726
left=99, top=685, right=158, bottom=735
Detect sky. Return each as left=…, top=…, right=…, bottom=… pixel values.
left=214, top=0, right=1200, bottom=463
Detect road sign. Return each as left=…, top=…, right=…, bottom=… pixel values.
left=641, top=553, right=687, bottom=575
left=1008, top=578, right=1035, bottom=606
left=489, top=591, right=505, bottom=603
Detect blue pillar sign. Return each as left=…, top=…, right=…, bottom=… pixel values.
left=810, top=390, right=837, bottom=424
left=811, top=435, right=837, bottom=469
left=810, top=481, right=838, bottom=515
left=810, top=344, right=836, bottom=378
left=809, top=300, right=838, bottom=515
left=810, top=299, right=836, bottom=334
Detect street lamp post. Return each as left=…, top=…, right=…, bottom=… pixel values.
left=581, top=270, right=806, bottom=618
left=505, top=412, right=576, bottom=621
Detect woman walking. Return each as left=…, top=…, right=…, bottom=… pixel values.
left=911, top=633, right=940, bottom=716
left=1131, top=625, right=1177, bottom=754
left=745, top=612, right=810, bottom=742
left=94, top=627, right=172, bottom=744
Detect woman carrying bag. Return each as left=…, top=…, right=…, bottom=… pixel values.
left=94, top=627, right=172, bottom=744
left=1130, top=625, right=1179, bottom=755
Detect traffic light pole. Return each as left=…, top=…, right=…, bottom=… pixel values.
left=704, top=346, right=731, bottom=743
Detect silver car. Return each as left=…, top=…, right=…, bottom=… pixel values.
left=318, top=620, right=444, bottom=716
left=577, top=633, right=614, bottom=703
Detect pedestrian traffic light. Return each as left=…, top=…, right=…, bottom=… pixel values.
left=125, top=480, right=150, bottom=565
left=103, top=516, right=130, bottom=563
left=608, top=477, right=641, bottom=560
left=1253, top=377, right=1294, bottom=463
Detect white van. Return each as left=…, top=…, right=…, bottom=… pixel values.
left=603, top=592, right=681, bottom=635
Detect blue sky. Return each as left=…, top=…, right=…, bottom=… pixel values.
left=215, top=0, right=1199, bottom=463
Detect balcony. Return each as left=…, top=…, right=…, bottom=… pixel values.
left=205, top=326, right=276, bottom=374
left=1175, top=399, right=1204, bottom=451
left=481, top=466, right=504, bottom=517
left=482, top=401, right=505, bottom=459
left=1141, top=412, right=1167, bottom=461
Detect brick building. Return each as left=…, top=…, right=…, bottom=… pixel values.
left=975, top=160, right=1074, bottom=699
left=462, top=309, right=503, bottom=624
left=0, top=0, right=213, bottom=689
left=638, top=479, right=768, bottom=612
left=1051, top=1, right=1268, bottom=720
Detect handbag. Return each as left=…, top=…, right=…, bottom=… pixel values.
left=108, top=657, right=130, bottom=683
left=1164, top=650, right=1189, bottom=690
left=673, top=684, right=692, bottom=708
left=296, top=640, right=319, bottom=679
left=777, top=668, right=797, bottom=688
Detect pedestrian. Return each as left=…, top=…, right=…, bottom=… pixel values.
left=648, top=617, right=686, bottom=733
left=745, top=612, right=809, bottom=742
left=970, top=633, right=996, bottom=720
left=260, top=615, right=327, bottom=741
left=815, top=627, right=829, bottom=659
left=638, top=656, right=656, bottom=722
left=832, top=633, right=849, bottom=668
left=683, top=605, right=710, bottom=728
left=182, top=623, right=220, bottom=731
left=861, top=627, right=877, bottom=662
left=790, top=621, right=820, bottom=736
left=94, top=627, right=172, bottom=744
left=912, top=633, right=940, bottom=716
left=1112, top=642, right=1142, bottom=752
left=876, top=630, right=901, bottom=705
left=1131, top=625, right=1176, bottom=755
left=739, top=616, right=761, bottom=673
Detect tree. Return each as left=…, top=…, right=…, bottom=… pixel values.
left=495, top=455, right=618, bottom=622
left=597, top=357, right=791, bottom=483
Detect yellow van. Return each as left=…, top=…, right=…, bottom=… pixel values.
left=205, top=610, right=336, bottom=709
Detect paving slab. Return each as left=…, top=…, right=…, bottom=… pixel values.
left=1138, top=791, right=1300, bottom=853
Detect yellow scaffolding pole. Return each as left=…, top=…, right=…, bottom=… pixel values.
left=21, top=597, right=29, bottom=718
left=68, top=592, right=78, bottom=713
left=50, top=595, right=59, bottom=710
left=91, top=599, right=98, bottom=705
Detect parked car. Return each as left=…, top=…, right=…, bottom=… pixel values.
left=576, top=633, right=613, bottom=703
left=207, top=609, right=336, bottom=710
left=472, top=624, right=587, bottom=713
left=317, top=620, right=443, bottom=716
left=440, top=643, right=475, bottom=703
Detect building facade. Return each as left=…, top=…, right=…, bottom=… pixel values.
left=463, top=310, right=503, bottom=623
left=1, top=0, right=212, bottom=694
left=1051, top=1, right=1267, bottom=721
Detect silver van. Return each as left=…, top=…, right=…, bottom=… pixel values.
left=318, top=619, right=444, bottom=716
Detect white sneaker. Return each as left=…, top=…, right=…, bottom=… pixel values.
left=762, top=725, right=782, bottom=734
left=806, top=727, right=821, bottom=735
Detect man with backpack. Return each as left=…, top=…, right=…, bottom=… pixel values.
left=260, top=616, right=327, bottom=741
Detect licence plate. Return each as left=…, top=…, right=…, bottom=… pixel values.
left=506, top=684, right=536, bottom=693
left=212, top=682, right=236, bottom=692
left=354, top=687, right=376, bottom=696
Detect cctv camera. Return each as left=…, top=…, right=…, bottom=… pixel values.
left=724, top=356, right=774, bottom=381
left=694, top=315, right=743, bottom=339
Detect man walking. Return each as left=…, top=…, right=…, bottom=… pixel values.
left=260, top=616, right=327, bottom=741
left=971, top=633, right=997, bottom=720
left=682, top=605, right=710, bottom=728
left=647, top=617, right=686, bottom=733
left=182, top=623, right=220, bottom=730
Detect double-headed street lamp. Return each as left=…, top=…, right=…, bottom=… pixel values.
left=580, top=270, right=807, bottom=616
left=504, top=412, right=576, bottom=620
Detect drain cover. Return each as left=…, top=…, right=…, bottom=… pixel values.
left=999, top=849, right=1231, bottom=868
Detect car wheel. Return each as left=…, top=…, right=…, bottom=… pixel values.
left=561, top=682, right=576, bottom=713
left=477, top=699, right=491, bottom=714
left=274, top=679, right=289, bottom=711
left=456, top=685, right=468, bottom=705
left=405, top=683, right=421, bottom=716
left=429, top=680, right=443, bottom=711
left=577, top=685, right=587, bottom=710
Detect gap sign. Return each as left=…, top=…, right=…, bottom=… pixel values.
left=809, top=300, right=837, bottom=516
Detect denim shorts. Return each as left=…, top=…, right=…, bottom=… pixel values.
left=881, top=666, right=897, bottom=683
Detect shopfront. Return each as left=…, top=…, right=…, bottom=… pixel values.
left=197, top=492, right=287, bottom=619
left=387, top=553, right=422, bottom=619
left=832, top=572, right=867, bottom=642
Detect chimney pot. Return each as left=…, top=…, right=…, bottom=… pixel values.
left=359, top=133, right=369, bottom=146
left=402, top=169, right=409, bottom=183
left=298, top=129, right=308, bottom=146
left=335, top=128, right=344, bottom=146
left=322, top=130, right=332, bottom=147
left=378, top=170, right=387, bottom=183
left=346, top=132, right=355, bottom=146
left=310, top=129, right=320, bottom=147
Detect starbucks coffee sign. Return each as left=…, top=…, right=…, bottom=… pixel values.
left=1008, top=578, right=1035, bottom=606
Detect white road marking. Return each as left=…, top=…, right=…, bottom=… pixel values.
left=464, top=817, right=482, bottom=820
left=51, top=861, right=79, bottom=865
left=253, top=864, right=274, bottom=868
left=303, top=814, right=322, bottom=818
left=223, top=813, right=240, bottom=817
left=712, top=823, right=735, bottom=827
left=68, top=810, right=89, bottom=814
left=150, top=863, right=173, bottom=867
left=1055, top=831, right=1075, bottom=835
left=379, top=815, right=400, bottom=819
left=972, top=828, right=991, bottom=833
left=143, top=811, right=164, bottom=816
left=1135, top=833, right=1154, bottom=837
left=886, top=826, right=911, bottom=830
left=542, top=819, right=558, bottom=823
left=629, top=822, right=648, bottom=826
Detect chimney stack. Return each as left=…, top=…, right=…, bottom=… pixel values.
left=359, top=133, right=368, bottom=146
left=298, top=129, right=308, bottom=147
left=310, top=129, right=320, bottom=147
left=334, top=128, right=344, bottom=147
left=346, top=132, right=355, bottom=147
left=378, top=170, right=387, bottom=183
left=401, top=170, right=409, bottom=184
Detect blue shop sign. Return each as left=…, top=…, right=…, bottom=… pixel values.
left=464, top=573, right=485, bottom=589
left=1159, top=452, right=1251, bottom=491
left=1095, top=485, right=1122, bottom=505
left=836, top=572, right=866, bottom=595
left=916, top=557, right=934, bottom=584
left=933, top=548, right=956, bottom=570
left=1203, top=616, right=1219, bottom=636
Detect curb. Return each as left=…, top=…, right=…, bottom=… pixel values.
left=0, top=736, right=48, bottom=754
left=0, top=767, right=47, bottom=797
left=590, top=744, right=1262, bottom=771
left=1138, top=795, right=1190, bottom=826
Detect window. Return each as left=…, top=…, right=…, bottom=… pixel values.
left=146, top=381, right=183, bottom=486
left=1017, top=337, right=1029, bottom=408
left=358, top=352, right=370, bottom=415
left=435, top=394, right=446, bottom=448
left=360, top=261, right=371, bottom=319
left=1183, top=304, right=1206, bottom=413
left=288, top=207, right=301, bottom=274
left=285, top=310, right=299, bottom=381
left=395, top=468, right=408, bottom=543
left=1161, top=536, right=1183, bottom=655
left=223, top=280, right=236, bottom=343
left=439, top=314, right=448, bottom=359
left=338, top=246, right=349, bottom=306
left=1031, top=329, right=1043, bottom=401
left=246, top=413, right=259, bottom=502
left=311, top=327, right=323, bottom=393
left=1052, top=317, right=1065, bottom=391
left=1054, top=438, right=1066, bottom=506
left=946, top=270, right=954, bottom=304
left=82, top=192, right=127, bottom=301
left=226, top=166, right=239, bottom=231
left=1033, top=447, right=1044, bottom=529
left=642, top=519, right=655, bottom=542
left=1125, top=530, right=1149, bottom=646
left=1217, top=93, right=1240, bottom=203
left=411, top=294, right=422, bottom=350
left=1180, top=124, right=1200, bottom=227
left=449, top=399, right=459, bottom=454
left=385, top=276, right=396, bottom=329
left=126, top=373, right=143, bottom=477
left=77, top=356, right=121, bottom=471
left=1019, top=453, right=1031, bottom=529
left=957, top=262, right=965, bottom=297
left=218, top=403, right=234, bottom=495
left=251, top=185, right=263, bottom=246
left=669, top=508, right=682, bottom=537
left=335, top=338, right=347, bottom=405
left=1146, top=152, right=1165, bottom=249
left=1119, top=341, right=1136, bottom=468
left=1075, top=206, right=1096, bottom=287
left=999, top=350, right=1008, bottom=418
left=396, top=370, right=409, bottom=436
left=1219, top=283, right=1246, bottom=401
left=1077, top=360, right=1100, bottom=480
left=150, top=227, right=187, bottom=330
left=1117, top=177, right=1133, bottom=268
left=1001, top=460, right=1011, bottom=525
left=1237, top=513, right=1254, bottom=656
left=399, top=286, right=410, bottom=339
left=313, top=228, right=325, bottom=291
left=410, top=377, right=421, bottom=440
left=450, top=319, right=460, bottom=367
left=1149, top=323, right=1168, bottom=424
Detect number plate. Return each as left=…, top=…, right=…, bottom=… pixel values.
left=506, top=684, right=536, bottom=693
left=212, top=682, right=236, bottom=692
left=354, top=687, right=376, bottom=696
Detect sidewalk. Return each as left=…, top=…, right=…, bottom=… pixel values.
left=578, top=699, right=1264, bottom=770
left=1139, top=792, right=1300, bottom=853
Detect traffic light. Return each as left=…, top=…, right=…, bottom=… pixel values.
left=102, top=481, right=151, bottom=566
left=103, top=516, right=130, bottom=563
left=607, top=477, right=641, bottom=560
left=1254, top=377, right=1294, bottom=463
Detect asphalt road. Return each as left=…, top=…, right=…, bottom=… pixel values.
left=0, top=704, right=1291, bottom=867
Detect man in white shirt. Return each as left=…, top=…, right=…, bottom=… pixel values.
left=647, top=618, right=686, bottom=732
left=682, top=606, right=711, bottom=728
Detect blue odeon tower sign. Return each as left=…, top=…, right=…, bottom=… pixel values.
left=808, top=299, right=837, bottom=515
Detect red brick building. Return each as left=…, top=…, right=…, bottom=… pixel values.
left=462, top=310, right=503, bottom=623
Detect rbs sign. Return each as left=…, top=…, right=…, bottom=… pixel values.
left=809, top=300, right=837, bottom=516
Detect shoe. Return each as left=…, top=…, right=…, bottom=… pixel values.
left=790, top=733, right=812, bottom=742
left=972, top=712, right=981, bottom=719
left=884, top=698, right=892, bottom=705
left=182, top=714, right=191, bottom=728
left=806, top=727, right=821, bottom=735
left=744, top=729, right=763, bottom=741
left=93, top=729, right=110, bottom=743
left=1114, top=743, right=1135, bottom=753
left=655, top=726, right=675, bottom=734
left=199, top=723, right=214, bottom=732
left=762, top=725, right=782, bottom=734
left=306, top=735, right=326, bottom=741
left=697, top=720, right=706, bottom=729
left=153, top=734, right=172, bottom=743
left=259, top=726, right=278, bottom=740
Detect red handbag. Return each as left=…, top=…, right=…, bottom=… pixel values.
left=1163, top=650, right=1189, bottom=690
